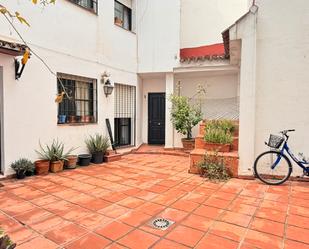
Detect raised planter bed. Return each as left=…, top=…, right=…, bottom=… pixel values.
left=203, top=142, right=231, bottom=152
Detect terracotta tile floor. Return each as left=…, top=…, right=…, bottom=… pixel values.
left=0, top=154, right=308, bottom=249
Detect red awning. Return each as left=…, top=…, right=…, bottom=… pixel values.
left=180, top=43, right=226, bottom=60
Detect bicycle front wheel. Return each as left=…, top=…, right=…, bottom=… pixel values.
left=254, top=151, right=292, bottom=185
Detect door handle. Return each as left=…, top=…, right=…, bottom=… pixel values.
left=158, top=123, right=161, bottom=126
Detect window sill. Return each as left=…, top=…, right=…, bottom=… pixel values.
left=57, top=122, right=98, bottom=126
left=114, top=23, right=136, bottom=35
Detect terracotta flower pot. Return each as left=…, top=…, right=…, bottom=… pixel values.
left=65, top=155, right=78, bottom=169
left=115, top=17, right=123, bottom=26
left=50, top=161, right=64, bottom=173
left=182, top=138, right=195, bottom=151
left=35, top=160, right=50, bottom=175
left=68, top=116, right=77, bottom=123
left=81, top=115, right=93, bottom=123
left=204, top=142, right=231, bottom=152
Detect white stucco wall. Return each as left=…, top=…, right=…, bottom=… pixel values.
left=0, top=0, right=141, bottom=175
left=253, top=0, right=309, bottom=176
left=180, top=0, right=247, bottom=48
left=136, top=0, right=181, bottom=73
left=232, top=0, right=309, bottom=176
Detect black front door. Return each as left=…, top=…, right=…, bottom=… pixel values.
left=148, top=93, right=165, bottom=144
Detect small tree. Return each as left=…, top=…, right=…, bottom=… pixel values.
left=169, top=95, right=202, bottom=140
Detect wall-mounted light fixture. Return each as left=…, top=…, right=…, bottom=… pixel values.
left=103, top=79, right=114, bottom=97
left=15, top=49, right=30, bottom=80
left=101, top=72, right=114, bottom=97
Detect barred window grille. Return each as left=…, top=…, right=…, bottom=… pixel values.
left=69, top=0, right=98, bottom=13
left=57, top=73, right=97, bottom=124
left=114, top=84, right=136, bottom=147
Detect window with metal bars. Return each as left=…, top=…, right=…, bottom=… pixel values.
left=57, top=73, right=97, bottom=125
left=114, top=0, right=132, bottom=31
left=68, top=0, right=98, bottom=14
left=114, top=84, right=136, bottom=147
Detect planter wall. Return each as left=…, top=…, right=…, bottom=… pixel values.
left=35, top=160, right=50, bottom=175
left=203, top=142, right=231, bottom=153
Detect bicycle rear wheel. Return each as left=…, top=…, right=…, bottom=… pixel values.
left=254, top=151, right=292, bottom=185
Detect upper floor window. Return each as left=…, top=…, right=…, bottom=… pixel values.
left=57, top=73, right=97, bottom=125
left=114, top=0, right=132, bottom=31
left=69, top=0, right=98, bottom=14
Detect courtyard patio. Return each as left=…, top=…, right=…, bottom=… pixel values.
left=0, top=153, right=308, bottom=249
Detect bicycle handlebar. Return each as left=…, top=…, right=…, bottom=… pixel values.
left=280, top=129, right=295, bottom=139
left=280, top=129, right=295, bottom=135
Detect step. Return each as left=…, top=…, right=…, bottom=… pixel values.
left=189, top=149, right=239, bottom=177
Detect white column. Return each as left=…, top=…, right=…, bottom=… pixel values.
left=234, top=11, right=258, bottom=176
left=165, top=73, right=174, bottom=148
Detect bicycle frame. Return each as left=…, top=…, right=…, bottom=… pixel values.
left=272, top=139, right=309, bottom=174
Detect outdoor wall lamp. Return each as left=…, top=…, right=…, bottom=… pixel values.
left=103, top=79, right=114, bottom=97
left=101, top=71, right=114, bottom=97
left=15, top=49, right=30, bottom=80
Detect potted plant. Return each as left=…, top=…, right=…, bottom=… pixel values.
left=203, top=120, right=235, bottom=152
left=0, top=229, right=16, bottom=249
left=169, top=95, right=202, bottom=151
left=64, top=155, right=78, bottom=169
left=10, top=158, right=34, bottom=180
left=85, top=134, right=110, bottom=164
left=36, top=140, right=75, bottom=173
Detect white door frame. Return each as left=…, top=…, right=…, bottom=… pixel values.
left=0, top=67, right=4, bottom=174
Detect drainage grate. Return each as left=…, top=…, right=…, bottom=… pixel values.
left=150, top=218, right=174, bottom=230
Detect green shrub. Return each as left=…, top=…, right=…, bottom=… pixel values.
left=204, top=128, right=233, bottom=144
left=36, top=140, right=75, bottom=162
left=85, top=134, right=110, bottom=154
left=197, top=151, right=230, bottom=182
left=204, top=120, right=235, bottom=144
left=10, top=158, right=34, bottom=174
left=205, top=120, right=235, bottom=133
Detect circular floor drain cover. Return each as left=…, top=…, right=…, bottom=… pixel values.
left=151, top=218, right=174, bottom=230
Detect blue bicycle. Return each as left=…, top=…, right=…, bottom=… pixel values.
left=254, top=129, right=309, bottom=185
